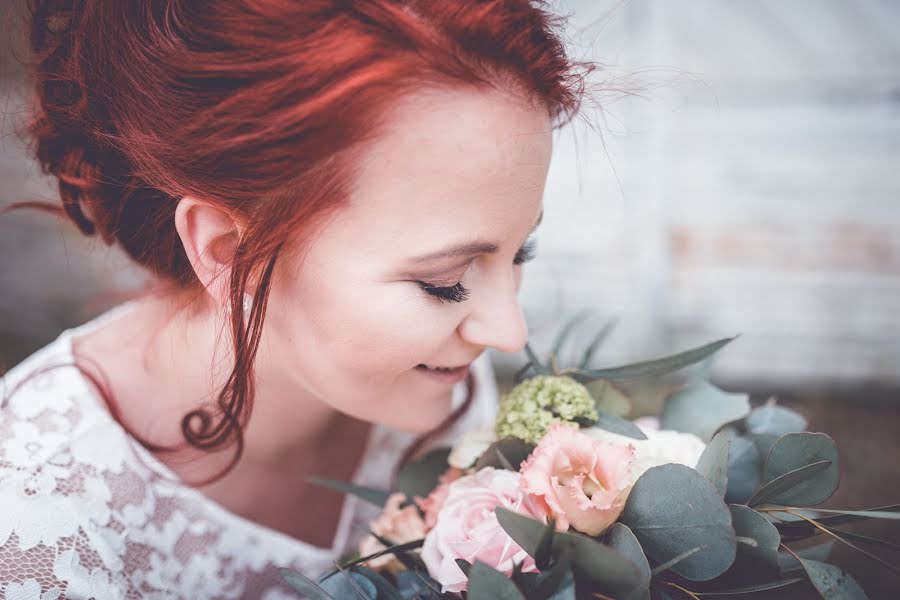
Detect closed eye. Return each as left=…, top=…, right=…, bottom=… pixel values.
left=417, top=237, right=538, bottom=303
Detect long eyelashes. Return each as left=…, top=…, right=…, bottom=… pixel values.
left=513, top=238, right=537, bottom=265
left=417, top=281, right=471, bottom=303
left=419, top=238, right=538, bottom=303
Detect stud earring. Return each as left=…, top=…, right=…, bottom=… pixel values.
left=242, top=292, right=253, bottom=314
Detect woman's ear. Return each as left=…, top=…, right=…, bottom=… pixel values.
left=174, top=196, right=242, bottom=307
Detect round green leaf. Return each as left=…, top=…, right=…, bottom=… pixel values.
left=620, top=464, right=737, bottom=581
left=660, top=382, right=750, bottom=441
left=761, top=433, right=840, bottom=507
left=746, top=405, right=807, bottom=436
left=495, top=509, right=643, bottom=598
left=725, top=433, right=762, bottom=504
left=319, top=570, right=377, bottom=599
left=725, top=433, right=779, bottom=504
left=396, top=448, right=451, bottom=500
left=729, top=505, right=781, bottom=570
left=474, top=438, right=535, bottom=471
left=607, top=524, right=651, bottom=600
left=799, top=559, right=869, bottom=599
left=468, top=561, right=526, bottom=600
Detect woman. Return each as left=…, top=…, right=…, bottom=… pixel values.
left=1, top=1, right=590, bottom=598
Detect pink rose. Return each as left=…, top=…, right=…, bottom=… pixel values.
left=521, top=423, right=635, bottom=536
left=415, top=467, right=464, bottom=529
left=421, top=468, right=545, bottom=592
left=358, top=493, right=428, bottom=574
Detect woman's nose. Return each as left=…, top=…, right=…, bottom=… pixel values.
left=458, top=271, right=528, bottom=354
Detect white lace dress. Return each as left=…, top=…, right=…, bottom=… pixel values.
left=0, top=305, right=499, bottom=599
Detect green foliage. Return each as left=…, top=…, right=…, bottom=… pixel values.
left=752, top=433, right=840, bottom=507
left=591, top=411, right=648, bottom=440
left=396, top=448, right=452, bottom=501
left=620, top=464, right=737, bottom=581
left=467, top=562, right=526, bottom=600
left=696, top=430, right=732, bottom=497
left=729, top=505, right=781, bottom=570
left=308, top=477, right=391, bottom=508
left=799, top=558, right=869, bottom=599
left=570, top=337, right=736, bottom=382
left=660, top=381, right=750, bottom=441
left=495, top=508, right=644, bottom=598
left=473, top=438, right=536, bottom=472
left=606, top=523, right=651, bottom=600
left=281, top=569, right=336, bottom=599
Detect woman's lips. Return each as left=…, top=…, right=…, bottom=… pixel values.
left=414, top=363, right=470, bottom=385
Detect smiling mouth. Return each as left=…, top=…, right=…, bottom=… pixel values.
left=415, top=363, right=467, bottom=372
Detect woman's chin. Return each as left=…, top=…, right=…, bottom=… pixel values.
left=380, top=395, right=455, bottom=434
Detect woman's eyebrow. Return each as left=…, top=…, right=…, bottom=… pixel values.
left=406, top=209, right=543, bottom=264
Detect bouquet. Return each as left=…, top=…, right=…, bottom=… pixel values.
left=282, top=318, right=898, bottom=599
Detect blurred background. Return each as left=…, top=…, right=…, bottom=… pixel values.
left=2, top=0, right=899, bottom=596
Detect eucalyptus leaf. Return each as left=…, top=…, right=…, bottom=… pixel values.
left=607, top=523, right=651, bottom=600
left=474, top=438, right=536, bottom=472
left=746, top=404, right=807, bottom=436
left=354, top=567, right=405, bottom=600
left=694, top=578, right=805, bottom=596
left=697, top=430, right=732, bottom=497
left=551, top=309, right=593, bottom=361
left=280, top=569, right=336, bottom=600
left=308, top=477, right=391, bottom=508
left=395, top=570, right=443, bottom=600
left=779, top=539, right=836, bottom=572
left=320, top=570, right=378, bottom=600
left=531, top=542, right=574, bottom=600
left=545, top=571, right=575, bottom=600
left=534, top=519, right=556, bottom=570
left=579, top=318, right=619, bottom=369
left=649, top=546, right=705, bottom=577
left=455, top=559, right=472, bottom=576
left=760, top=433, right=840, bottom=507
left=724, top=433, right=763, bottom=504
left=467, top=561, right=526, bottom=600
left=748, top=460, right=832, bottom=507
left=572, top=337, right=736, bottom=383
left=396, top=448, right=452, bottom=501
left=660, top=381, right=750, bottom=441
left=729, top=505, right=781, bottom=570
left=495, top=508, right=643, bottom=597
left=620, top=464, right=737, bottom=581
left=524, top=344, right=552, bottom=375
left=826, top=527, right=900, bottom=552
left=785, top=506, right=900, bottom=521
left=592, top=411, right=648, bottom=440
left=799, top=558, right=869, bottom=599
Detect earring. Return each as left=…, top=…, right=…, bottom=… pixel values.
left=242, top=292, right=253, bottom=314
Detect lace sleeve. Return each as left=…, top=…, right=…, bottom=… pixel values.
left=0, top=468, right=129, bottom=599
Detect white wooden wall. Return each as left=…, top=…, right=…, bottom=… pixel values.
left=510, top=0, right=900, bottom=384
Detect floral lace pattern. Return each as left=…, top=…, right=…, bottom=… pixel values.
left=0, top=308, right=498, bottom=599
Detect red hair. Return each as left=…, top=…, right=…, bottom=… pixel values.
left=17, top=0, right=592, bottom=481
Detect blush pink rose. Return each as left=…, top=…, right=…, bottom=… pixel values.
left=421, top=467, right=545, bottom=592
left=521, top=423, right=635, bottom=536
left=415, top=467, right=464, bottom=529
left=358, top=493, right=428, bottom=574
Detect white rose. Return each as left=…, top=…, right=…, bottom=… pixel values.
left=447, top=427, right=496, bottom=469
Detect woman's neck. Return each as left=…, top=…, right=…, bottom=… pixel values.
left=72, top=293, right=365, bottom=485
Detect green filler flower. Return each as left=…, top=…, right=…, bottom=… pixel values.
left=495, top=375, right=598, bottom=443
